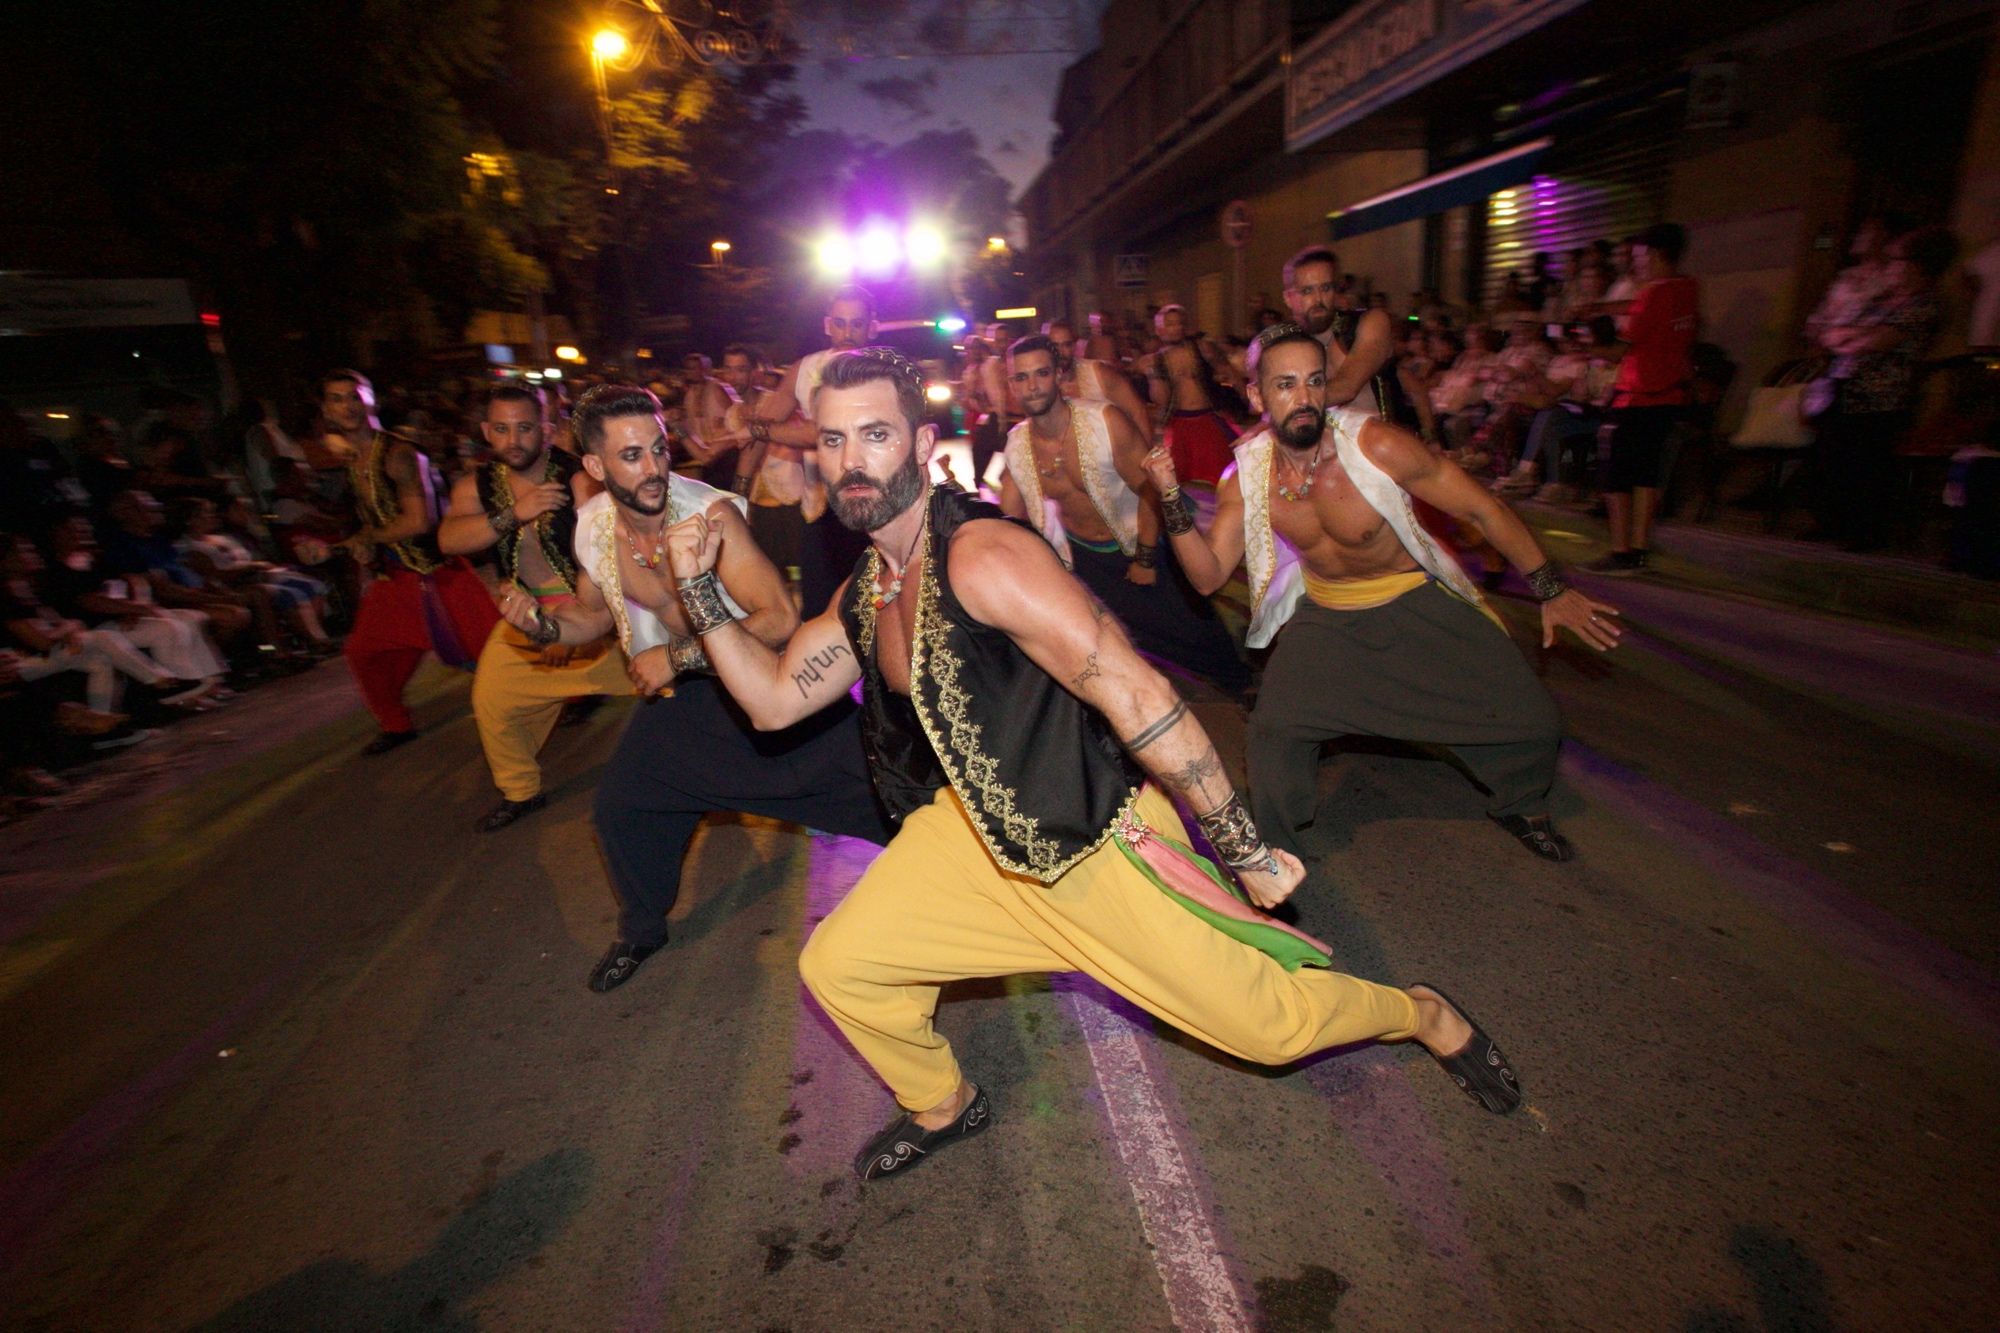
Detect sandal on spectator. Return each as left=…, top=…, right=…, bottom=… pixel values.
left=1491, top=813, right=1573, bottom=862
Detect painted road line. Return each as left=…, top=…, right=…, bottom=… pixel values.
left=1055, top=975, right=1253, bottom=1333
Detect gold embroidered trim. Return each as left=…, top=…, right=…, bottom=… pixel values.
left=904, top=498, right=1139, bottom=883
left=1070, top=401, right=1137, bottom=556
left=1239, top=429, right=1276, bottom=614
left=589, top=505, right=635, bottom=653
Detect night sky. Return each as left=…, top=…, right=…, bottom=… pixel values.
left=780, top=0, right=1111, bottom=201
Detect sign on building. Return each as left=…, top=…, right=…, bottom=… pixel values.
left=0, top=278, right=198, bottom=334
left=1113, top=254, right=1149, bottom=288
left=1286, top=0, right=1590, bottom=152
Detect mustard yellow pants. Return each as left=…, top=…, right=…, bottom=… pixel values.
left=799, top=784, right=1421, bottom=1112
left=470, top=622, right=630, bottom=801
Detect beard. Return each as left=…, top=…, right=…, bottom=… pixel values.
left=1296, top=304, right=1333, bottom=336
left=498, top=442, right=544, bottom=471
left=827, top=448, right=926, bottom=533
left=1022, top=388, right=1059, bottom=419
left=1274, top=408, right=1326, bottom=450
left=604, top=471, right=669, bottom=516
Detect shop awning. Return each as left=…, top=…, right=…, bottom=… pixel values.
left=1326, top=137, right=1552, bottom=239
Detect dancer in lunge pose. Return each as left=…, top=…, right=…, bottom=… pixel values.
left=997, top=335, right=1248, bottom=693
left=1143, top=325, right=1622, bottom=863
left=494, top=384, right=889, bottom=991
left=664, top=348, right=1524, bottom=1182
left=440, top=383, right=620, bottom=832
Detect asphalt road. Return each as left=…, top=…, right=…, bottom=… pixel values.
left=2, top=564, right=1995, bottom=1332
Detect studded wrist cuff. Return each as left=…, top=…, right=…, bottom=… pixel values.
left=677, top=570, right=734, bottom=636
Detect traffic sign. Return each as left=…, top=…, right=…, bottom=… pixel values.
left=1114, top=254, right=1148, bottom=288
left=1221, top=200, right=1252, bottom=249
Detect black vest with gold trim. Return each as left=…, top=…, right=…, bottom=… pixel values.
left=352, top=433, right=444, bottom=573
left=838, top=486, right=1142, bottom=882
left=477, top=447, right=582, bottom=593
left=1329, top=308, right=1416, bottom=428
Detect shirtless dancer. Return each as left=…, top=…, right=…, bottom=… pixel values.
left=660, top=347, right=1524, bottom=1180
left=997, top=335, right=1248, bottom=692
left=724, top=286, right=878, bottom=612
left=715, top=344, right=807, bottom=578
left=1142, top=304, right=1240, bottom=490
left=1041, top=318, right=1150, bottom=441
left=678, top=353, right=738, bottom=489
left=439, top=383, right=619, bottom=832
left=495, top=384, right=889, bottom=990
left=1144, top=325, right=1622, bottom=863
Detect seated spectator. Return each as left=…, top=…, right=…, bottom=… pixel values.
left=177, top=497, right=335, bottom=655
left=1471, top=315, right=1557, bottom=472
left=99, top=489, right=256, bottom=652
left=39, top=514, right=231, bottom=702
left=237, top=398, right=307, bottom=512
left=1432, top=328, right=1502, bottom=457
left=3, top=532, right=202, bottom=716
left=1498, top=317, right=1622, bottom=499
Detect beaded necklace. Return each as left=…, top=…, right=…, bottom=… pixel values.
left=872, top=507, right=928, bottom=611
left=1274, top=438, right=1326, bottom=503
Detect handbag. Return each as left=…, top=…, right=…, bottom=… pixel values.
left=1731, top=357, right=1821, bottom=450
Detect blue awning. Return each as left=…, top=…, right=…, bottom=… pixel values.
left=1326, top=137, right=1552, bottom=239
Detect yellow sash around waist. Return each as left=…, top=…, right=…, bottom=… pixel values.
left=1301, top=567, right=1507, bottom=632
left=1300, top=568, right=1429, bottom=610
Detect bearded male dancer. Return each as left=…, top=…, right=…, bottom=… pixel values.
left=439, top=383, right=623, bottom=831
left=997, top=335, right=1248, bottom=693
left=663, top=347, right=1523, bottom=1182
left=1145, top=325, right=1623, bottom=864
left=327, top=369, right=500, bottom=755
left=1041, top=317, right=1151, bottom=442
left=496, top=385, right=890, bottom=991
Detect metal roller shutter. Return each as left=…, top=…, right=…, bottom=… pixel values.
left=1479, top=96, right=1679, bottom=308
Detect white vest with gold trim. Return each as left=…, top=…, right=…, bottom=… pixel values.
left=1003, top=397, right=1140, bottom=566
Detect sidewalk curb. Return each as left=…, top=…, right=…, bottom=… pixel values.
left=1514, top=501, right=2000, bottom=651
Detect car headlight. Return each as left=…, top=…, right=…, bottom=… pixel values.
left=925, top=382, right=953, bottom=404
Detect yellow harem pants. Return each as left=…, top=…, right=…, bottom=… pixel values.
left=469, top=621, right=630, bottom=801
left=799, top=784, right=1421, bottom=1112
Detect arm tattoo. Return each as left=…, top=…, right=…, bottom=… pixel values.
left=1070, top=599, right=1114, bottom=689
left=790, top=642, right=851, bottom=698
left=1123, top=700, right=1188, bottom=754
left=1160, top=748, right=1223, bottom=796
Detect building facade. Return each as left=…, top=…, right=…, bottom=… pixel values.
left=1023, top=0, right=1999, bottom=409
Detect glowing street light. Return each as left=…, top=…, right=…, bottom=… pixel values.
left=987, top=236, right=1008, bottom=252
left=710, top=239, right=731, bottom=255
left=856, top=223, right=901, bottom=279
left=814, top=232, right=855, bottom=279
left=554, top=345, right=582, bottom=362
left=905, top=223, right=947, bottom=270
left=592, top=28, right=630, bottom=61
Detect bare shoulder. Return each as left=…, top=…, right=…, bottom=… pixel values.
left=1358, top=307, right=1396, bottom=342
left=1357, top=415, right=1435, bottom=478
left=947, top=516, right=1071, bottom=623
left=447, top=470, right=481, bottom=507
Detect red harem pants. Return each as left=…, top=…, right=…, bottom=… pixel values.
left=343, top=560, right=500, bottom=733
left=1164, top=409, right=1239, bottom=488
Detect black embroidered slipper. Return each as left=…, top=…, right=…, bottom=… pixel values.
left=1410, top=984, right=1523, bottom=1115
left=1491, top=813, right=1574, bottom=862
left=854, top=1086, right=993, bottom=1180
